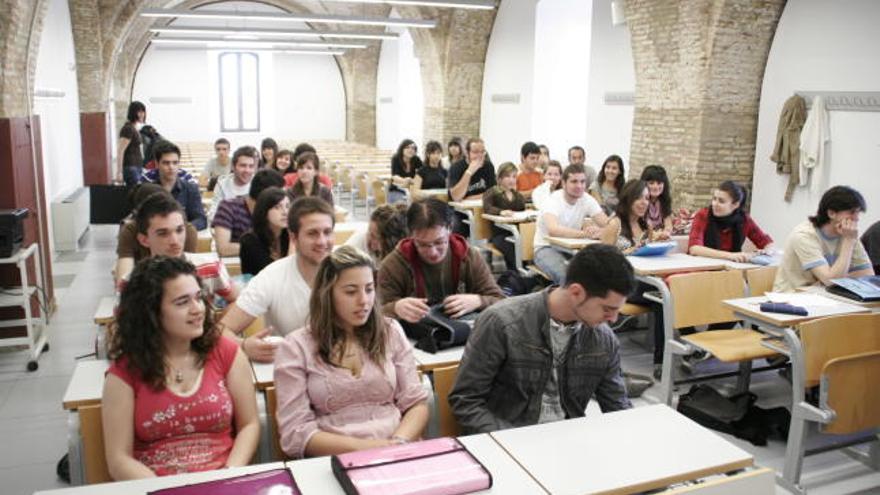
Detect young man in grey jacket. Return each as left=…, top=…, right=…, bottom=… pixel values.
left=449, top=244, right=635, bottom=433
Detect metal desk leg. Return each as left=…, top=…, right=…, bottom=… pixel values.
left=255, top=392, right=272, bottom=463
left=639, top=275, right=682, bottom=406
left=492, top=222, right=524, bottom=274
left=456, top=208, right=477, bottom=245
left=67, top=411, right=84, bottom=485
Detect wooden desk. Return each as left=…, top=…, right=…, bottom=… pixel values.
left=412, top=188, right=449, bottom=201
left=483, top=212, right=538, bottom=273
left=797, top=284, right=880, bottom=309
left=450, top=200, right=490, bottom=244
left=92, top=296, right=115, bottom=326
left=251, top=361, right=274, bottom=391
left=722, top=294, right=870, bottom=333
left=627, top=253, right=727, bottom=276
left=333, top=221, right=367, bottom=245
left=196, top=229, right=212, bottom=253
left=546, top=236, right=599, bottom=254
left=412, top=343, right=465, bottom=372
left=63, top=360, right=110, bottom=410
left=33, top=463, right=286, bottom=495
left=490, top=404, right=754, bottom=495
left=221, top=256, right=241, bottom=276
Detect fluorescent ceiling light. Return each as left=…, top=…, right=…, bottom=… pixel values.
left=150, top=37, right=366, bottom=49
left=320, top=0, right=494, bottom=9
left=149, top=26, right=399, bottom=40
left=153, top=46, right=346, bottom=56
left=141, top=8, right=436, bottom=28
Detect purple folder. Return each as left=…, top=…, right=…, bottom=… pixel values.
left=332, top=437, right=492, bottom=495
left=148, top=468, right=301, bottom=495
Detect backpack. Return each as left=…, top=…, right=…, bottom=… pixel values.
left=677, top=384, right=790, bottom=446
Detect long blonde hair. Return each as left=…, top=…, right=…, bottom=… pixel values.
left=309, top=245, right=387, bottom=366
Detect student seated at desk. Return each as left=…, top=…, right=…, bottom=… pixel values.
left=275, top=246, right=429, bottom=458
left=212, top=168, right=286, bottom=257
left=449, top=244, right=634, bottom=433
left=688, top=181, right=773, bottom=262
left=483, top=162, right=527, bottom=271
left=287, top=151, right=334, bottom=206
left=590, top=155, right=625, bottom=216
left=389, top=138, right=423, bottom=204
left=117, top=193, right=238, bottom=304
left=201, top=138, right=231, bottom=191
left=115, top=184, right=198, bottom=285
left=413, top=140, right=448, bottom=193
left=640, top=164, right=674, bottom=238
left=774, top=185, right=874, bottom=292
left=239, top=187, right=290, bottom=276
left=448, top=137, right=496, bottom=202
left=258, top=137, right=278, bottom=171
left=283, top=143, right=333, bottom=189
left=515, top=141, right=543, bottom=201
left=219, top=197, right=335, bottom=362
left=344, top=203, right=409, bottom=263
left=601, top=180, right=666, bottom=378
left=103, top=257, right=259, bottom=479
left=275, top=149, right=294, bottom=175
left=533, top=163, right=609, bottom=285
left=208, top=145, right=257, bottom=221
left=378, top=198, right=504, bottom=328
left=141, top=140, right=206, bottom=230
left=531, top=160, right=563, bottom=211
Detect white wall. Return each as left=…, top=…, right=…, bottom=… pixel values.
left=131, top=1, right=345, bottom=146
left=532, top=0, right=592, bottom=165
left=375, top=15, right=424, bottom=152
left=585, top=0, right=634, bottom=172
left=479, top=0, right=538, bottom=165
left=751, top=0, right=880, bottom=243
left=33, top=0, right=84, bottom=203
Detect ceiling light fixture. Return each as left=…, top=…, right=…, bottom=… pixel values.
left=320, top=0, right=494, bottom=10
left=141, top=8, right=436, bottom=29
left=152, top=46, right=347, bottom=56
left=149, top=26, right=399, bottom=40
left=150, top=37, right=367, bottom=49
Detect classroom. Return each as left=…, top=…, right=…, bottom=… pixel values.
left=1, top=1, right=879, bottom=494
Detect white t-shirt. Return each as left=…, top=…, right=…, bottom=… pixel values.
left=236, top=255, right=311, bottom=336
left=531, top=181, right=553, bottom=211
left=210, top=174, right=251, bottom=220
left=534, top=189, right=602, bottom=249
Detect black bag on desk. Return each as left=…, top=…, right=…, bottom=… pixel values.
left=401, top=305, right=474, bottom=354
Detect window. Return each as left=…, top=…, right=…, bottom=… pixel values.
left=219, top=52, right=260, bottom=132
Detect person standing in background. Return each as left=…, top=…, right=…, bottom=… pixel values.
left=117, top=101, right=146, bottom=186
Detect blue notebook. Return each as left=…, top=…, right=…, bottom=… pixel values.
left=631, top=241, right=677, bottom=257
left=749, top=254, right=781, bottom=266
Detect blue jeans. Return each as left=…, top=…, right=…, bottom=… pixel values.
left=123, top=165, right=142, bottom=186
left=534, top=246, right=572, bottom=285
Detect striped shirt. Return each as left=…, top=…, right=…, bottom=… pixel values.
left=211, top=197, right=252, bottom=242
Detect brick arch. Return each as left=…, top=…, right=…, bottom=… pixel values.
left=625, top=0, right=786, bottom=210
left=0, top=0, right=49, bottom=118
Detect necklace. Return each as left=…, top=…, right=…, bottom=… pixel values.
left=174, top=369, right=184, bottom=383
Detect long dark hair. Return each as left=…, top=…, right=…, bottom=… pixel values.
left=424, top=140, right=443, bottom=168
left=370, top=203, right=408, bottom=260
left=126, top=101, right=146, bottom=123
left=597, top=155, right=626, bottom=192
left=615, top=179, right=649, bottom=244
left=447, top=137, right=463, bottom=163
left=251, top=187, right=290, bottom=258
left=392, top=139, right=423, bottom=175
left=706, top=180, right=747, bottom=251
left=640, top=165, right=672, bottom=218
left=260, top=137, right=279, bottom=169
left=291, top=152, right=321, bottom=197
left=109, top=256, right=219, bottom=390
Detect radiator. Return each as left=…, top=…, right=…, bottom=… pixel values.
left=52, top=187, right=90, bottom=251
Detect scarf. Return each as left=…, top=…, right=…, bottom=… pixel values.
left=705, top=208, right=745, bottom=252
left=397, top=233, right=470, bottom=299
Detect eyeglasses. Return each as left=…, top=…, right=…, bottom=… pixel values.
left=414, top=238, right=447, bottom=250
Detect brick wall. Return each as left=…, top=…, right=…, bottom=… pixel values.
left=625, top=0, right=785, bottom=210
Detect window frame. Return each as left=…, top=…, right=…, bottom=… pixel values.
left=218, top=51, right=261, bottom=132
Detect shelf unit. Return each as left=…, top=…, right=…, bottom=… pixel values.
left=0, top=243, right=49, bottom=371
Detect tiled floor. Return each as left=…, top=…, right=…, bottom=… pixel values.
left=0, top=220, right=878, bottom=494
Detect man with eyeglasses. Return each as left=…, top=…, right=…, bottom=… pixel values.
left=449, top=244, right=635, bottom=434
left=378, top=198, right=504, bottom=327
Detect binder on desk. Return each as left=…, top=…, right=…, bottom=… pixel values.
left=331, top=437, right=492, bottom=495
left=630, top=241, right=677, bottom=257
left=148, top=468, right=301, bottom=495
left=827, top=276, right=880, bottom=302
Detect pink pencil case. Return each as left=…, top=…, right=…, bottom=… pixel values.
left=148, top=467, right=301, bottom=495
left=331, top=437, right=493, bottom=495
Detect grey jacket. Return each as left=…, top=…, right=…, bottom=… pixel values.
left=448, top=288, right=631, bottom=434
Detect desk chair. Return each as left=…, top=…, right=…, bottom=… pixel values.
left=431, top=364, right=461, bottom=437
left=745, top=266, right=777, bottom=296
left=779, top=313, right=880, bottom=494
left=657, top=270, right=778, bottom=405
left=196, top=236, right=212, bottom=253
left=79, top=404, right=112, bottom=484
left=264, top=386, right=288, bottom=461
left=242, top=316, right=266, bottom=338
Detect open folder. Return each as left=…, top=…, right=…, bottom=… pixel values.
left=148, top=468, right=301, bottom=495
left=827, top=276, right=880, bottom=302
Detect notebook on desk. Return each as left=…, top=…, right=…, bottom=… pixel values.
left=148, top=468, right=301, bottom=495
left=630, top=241, right=677, bottom=257
left=827, top=276, right=880, bottom=302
